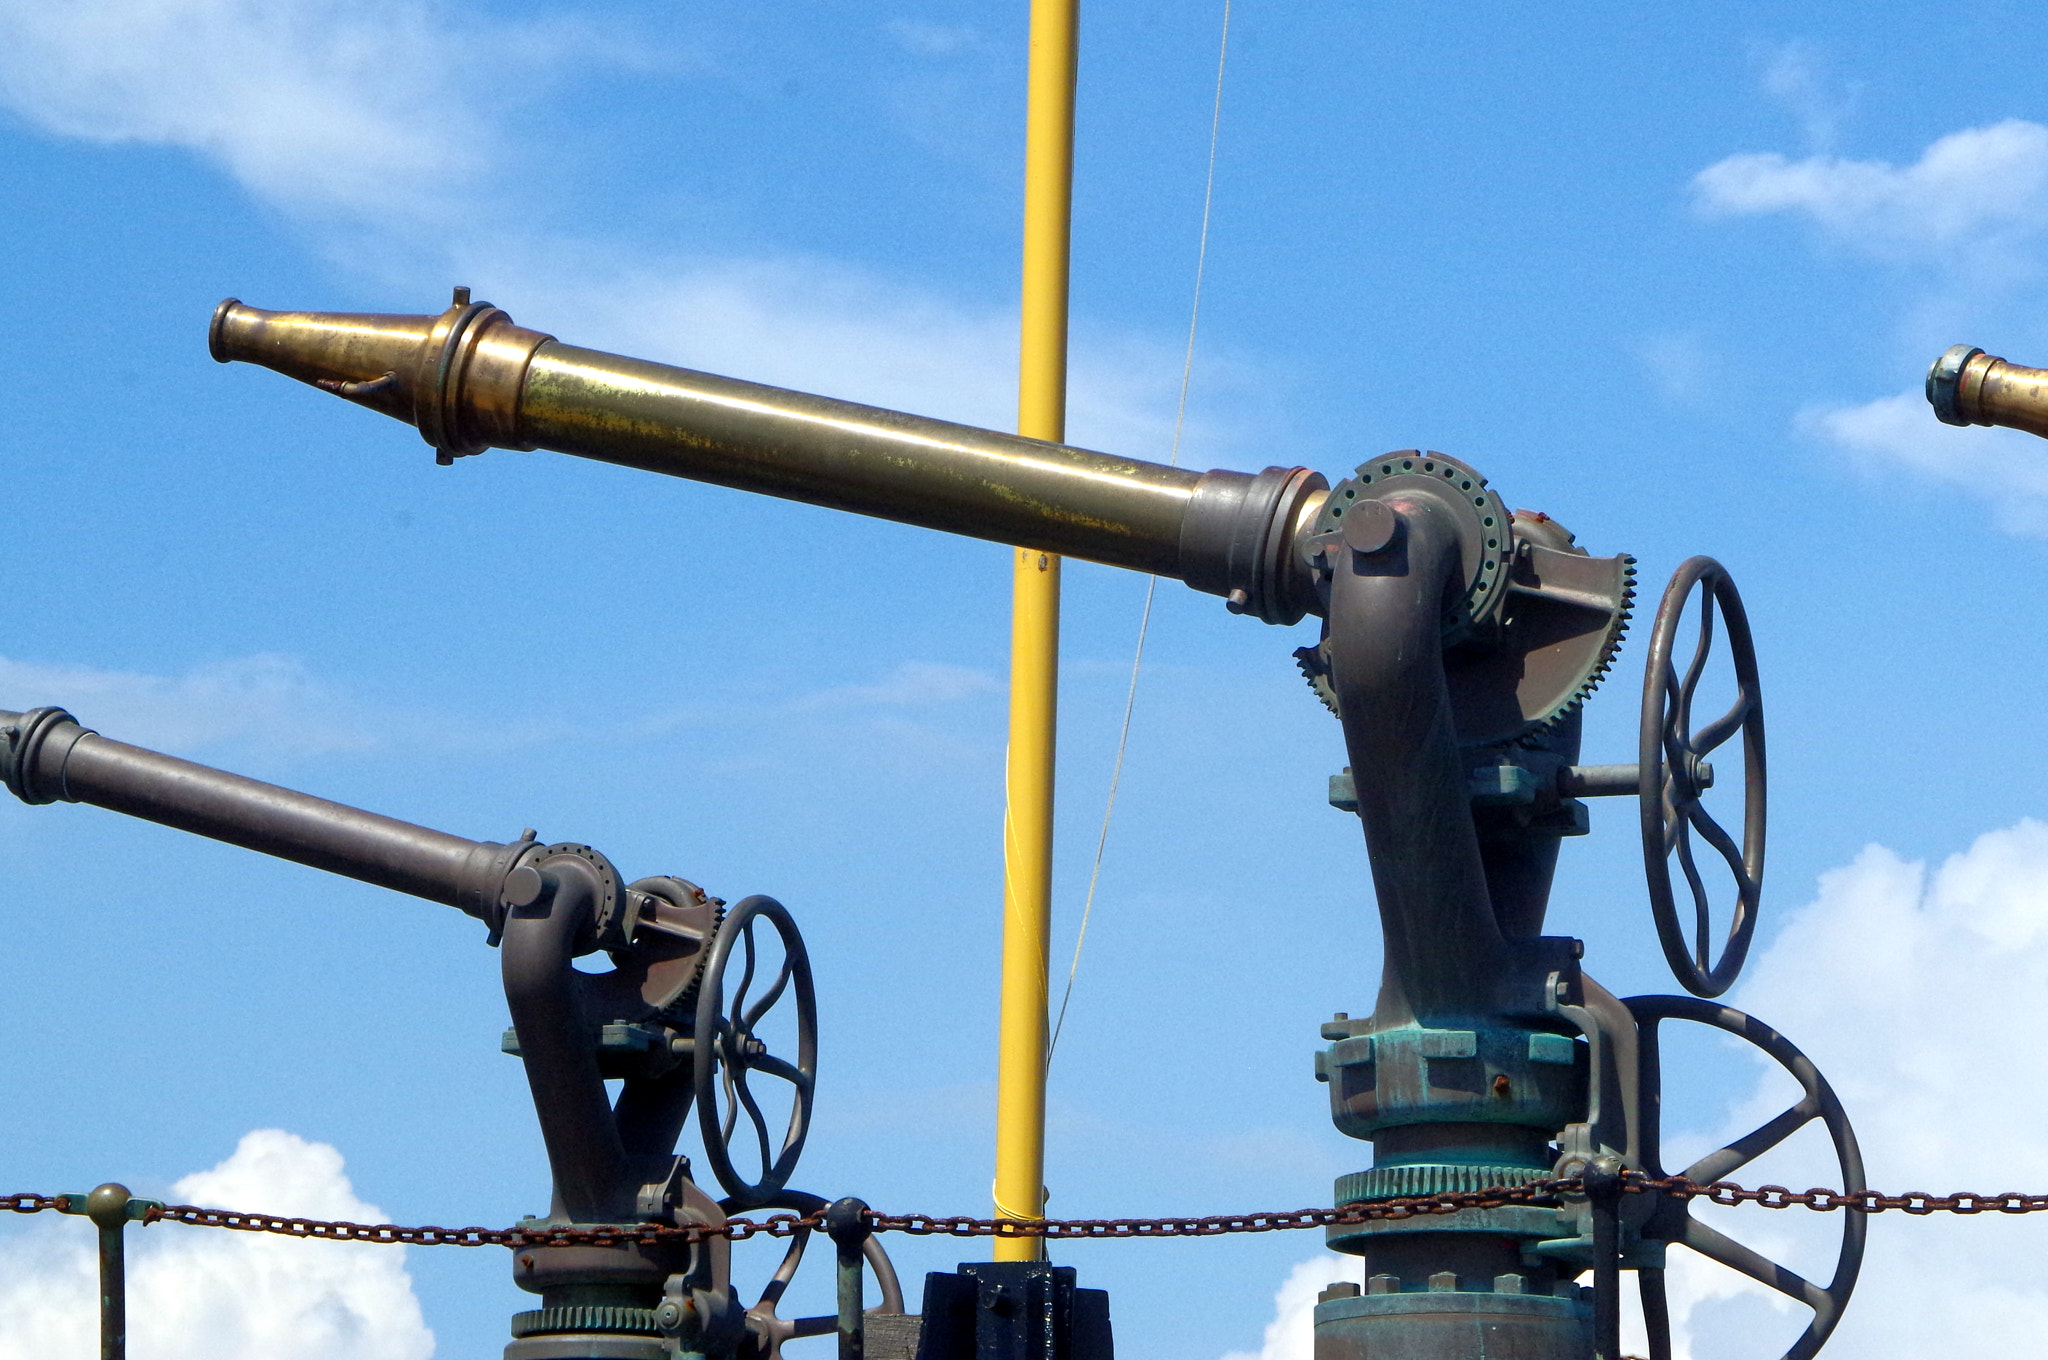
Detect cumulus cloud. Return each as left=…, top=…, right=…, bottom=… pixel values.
left=0, top=1129, right=431, bottom=1360
left=0, top=1, right=1226, bottom=464
left=1219, top=1256, right=1352, bottom=1360
left=1230, top=819, right=2048, bottom=1360
left=1693, top=119, right=2048, bottom=260
left=0, top=0, right=637, bottom=225
left=1796, top=388, right=2048, bottom=536
left=1684, top=820, right=2048, bottom=1359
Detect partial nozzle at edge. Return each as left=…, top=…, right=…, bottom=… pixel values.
left=1926, top=344, right=2048, bottom=440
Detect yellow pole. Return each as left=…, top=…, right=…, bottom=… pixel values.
left=994, top=0, right=1078, bottom=1261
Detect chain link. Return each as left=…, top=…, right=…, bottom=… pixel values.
left=6, top=1175, right=2046, bottom=1249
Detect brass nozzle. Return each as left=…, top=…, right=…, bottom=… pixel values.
left=209, top=288, right=1332, bottom=618
left=209, top=288, right=554, bottom=462
left=1926, top=344, right=2048, bottom=440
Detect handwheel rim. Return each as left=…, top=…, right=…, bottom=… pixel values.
left=1639, top=556, right=1767, bottom=997
left=694, top=895, right=818, bottom=1209
left=1625, top=995, right=1865, bottom=1360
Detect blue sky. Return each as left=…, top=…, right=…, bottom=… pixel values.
left=5, top=4, right=2048, bottom=1358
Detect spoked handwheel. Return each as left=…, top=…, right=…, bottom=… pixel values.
left=725, top=1191, right=904, bottom=1360
left=1640, top=556, right=1766, bottom=997
left=695, top=895, right=818, bottom=1210
left=1627, top=995, right=1865, bottom=1360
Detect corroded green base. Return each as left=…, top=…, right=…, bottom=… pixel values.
left=1314, top=1288, right=1590, bottom=1360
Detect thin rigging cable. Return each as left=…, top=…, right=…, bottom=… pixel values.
left=1047, top=0, right=1232, bottom=1064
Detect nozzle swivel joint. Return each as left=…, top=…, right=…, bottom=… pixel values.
left=210, top=288, right=554, bottom=463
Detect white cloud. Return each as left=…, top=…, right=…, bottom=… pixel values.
left=886, top=19, right=983, bottom=58
left=0, top=652, right=377, bottom=757
left=0, top=1129, right=432, bottom=1360
left=1633, top=332, right=1721, bottom=408
left=1796, top=388, right=2048, bottom=536
left=0, top=651, right=600, bottom=766
left=796, top=662, right=1000, bottom=711
left=1755, top=41, right=1856, bottom=154
left=1220, top=1255, right=1353, bottom=1360
left=0, top=1, right=1226, bottom=467
left=1693, top=119, right=2048, bottom=259
left=0, top=0, right=670, bottom=228
left=471, top=245, right=1218, bottom=462
left=1641, top=819, right=2048, bottom=1358
left=0, top=0, right=490, bottom=222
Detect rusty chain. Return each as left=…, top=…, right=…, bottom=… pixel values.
left=8, top=1174, right=2048, bottom=1249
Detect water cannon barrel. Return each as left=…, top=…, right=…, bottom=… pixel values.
left=0, top=707, right=522, bottom=918
left=210, top=294, right=1328, bottom=624
left=1927, top=344, right=2048, bottom=440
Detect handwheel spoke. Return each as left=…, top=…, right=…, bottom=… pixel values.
left=1673, top=823, right=1714, bottom=969
left=1682, top=1094, right=1821, bottom=1184
left=749, top=1052, right=810, bottom=1090
left=1687, top=803, right=1758, bottom=913
left=742, top=958, right=795, bottom=1032
left=721, top=1044, right=742, bottom=1144
left=1675, top=596, right=1719, bottom=732
left=1639, top=1269, right=1673, bottom=1360
left=759, top=1231, right=808, bottom=1306
left=864, top=1235, right=906, bottom=1315
left=732, top=921, right=760, bottom=1027
left=1661, top=775, right=1691, bottom=856
left=732, top=1062, right=778, bottom=1175
left=1678, top=1216, right=1832, bottom=1314
left=1690, top=692, right=1752, bottom=757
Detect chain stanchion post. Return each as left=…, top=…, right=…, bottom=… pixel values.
left=1584, top=1157, right=1624, bottom=1360
left=825, top=1197, right=871, bottom=1360
left=82, top=1184, right=138, bottom=1360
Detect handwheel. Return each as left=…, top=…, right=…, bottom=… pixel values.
left=695, top=896, right=817, bottom=1209
left=1626, top=995, right=1865, bottom=1360
left=726, top=1190, right=905, bottom=1360
left=1640, top=556, right=1766, bottom=997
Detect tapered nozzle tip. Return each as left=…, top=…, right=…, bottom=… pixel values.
left=207, top=293, right=554, bottom=459
left=209, top=298, right=242, bottom=364
left=1927, top=344, right=1983, bottom=426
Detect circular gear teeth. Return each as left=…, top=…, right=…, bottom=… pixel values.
left=1294, top=641, right=1342, bottom=718
left=1520, top=554, right=1636, bottom=745
left=1294, top=483, right=1635, bottom=747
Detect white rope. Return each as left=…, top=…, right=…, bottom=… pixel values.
left=1048, top=0, right=1232, bottom=1064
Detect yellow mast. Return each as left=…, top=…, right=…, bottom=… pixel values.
left=994, top=0, right=1078, bottom=1261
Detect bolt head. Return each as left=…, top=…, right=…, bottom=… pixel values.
left=1340, top=499, right=1398, bottom=554
left=502, top=865, right=547, bottom=909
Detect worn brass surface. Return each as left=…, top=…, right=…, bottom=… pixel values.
left=210, top=296, right=1296, bottom=586
left=211, top=295, right=555, bottom=461
left=519, top=345, right=1200, bottom=573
